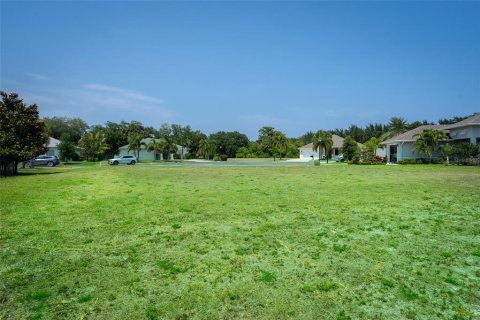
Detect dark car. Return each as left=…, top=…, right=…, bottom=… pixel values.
left=24, top=155, right=60, bottom=168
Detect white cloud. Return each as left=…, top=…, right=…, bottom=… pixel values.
left=83, top=83, right=165, bottom=105
left=2, top=79, right=173, bottom=125
left=26, top=72, right=50, bottom=81
left=240, top=114, right=283, bottom=126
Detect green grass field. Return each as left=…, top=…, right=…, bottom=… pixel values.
left=1, top=165, right=479, bottom=319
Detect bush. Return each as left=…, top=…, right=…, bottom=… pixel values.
left=398, top=158, right=444, bottom=165
left=220, top=154, right=228, bottom=161
left=398, top=159, right=417, bottom=165
left=184, top=153, right=192, bottom=160
left=456, top=157, right=480, bottom=166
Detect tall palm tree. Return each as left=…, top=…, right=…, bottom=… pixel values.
left=413, top=129, right=447, bottom=163
left=147, top=137, right=161, bottom=160
left=127, top=132, right=145, bottom=161
left=199, top=139, right=216, bottom=160
left=160, top=137, right=178, bottom=160
left=271, top=131, right=288, bottom=161
left=381, top=117, right=408, bottom=140
left=312, top=130, right=333, bottom=164
left=148, top=137, right=178, bottom=160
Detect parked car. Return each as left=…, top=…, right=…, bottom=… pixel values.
left=109, top=155, right=137, bottom=165
left=333, top=154, right=345, bottom=162
left=24, top=155, right=60, bottom=168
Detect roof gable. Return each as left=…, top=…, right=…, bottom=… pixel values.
left=46, top=137, right=60, bottom=148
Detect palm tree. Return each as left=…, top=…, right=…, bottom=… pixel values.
left=160, top=137, right=178, bottom=160
left=413, top=129, right=447, bottom=163
left=199, top=139, right=216, bottom=160
left=127, top=132, right=145, bottom=161
left=148, top=137, right=178, bottom=160
left=271, top=131, right=288, bottom=161
left=312, top=130, right=333, bottom=164
left=146, top=137, right=162, bottom=160
left=381, top=117, right=408, bottom=140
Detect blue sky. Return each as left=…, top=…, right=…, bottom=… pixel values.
left=1, top=1, right=479, bottom=139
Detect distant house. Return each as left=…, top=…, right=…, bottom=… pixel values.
left=117, top=138, right=187, bottom=160
left=45, top=137, right=61, bottom=157
left=381, top=114, right=480, bottom=163
left=299, top=134, right=363, bottom=160
left=45, top=137, right=81, bottom=158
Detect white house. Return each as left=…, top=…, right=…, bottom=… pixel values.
left=117, top=138, right=187, bottom=161
left=299, top=134, right=363, bottom=160
left=45, top=137, right=61, bottom=157
left=381, top=114, right=480, bottom=163
left=45, top=137, right=81, bottom=158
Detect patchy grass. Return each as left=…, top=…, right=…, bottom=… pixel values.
left=1, top=165, right=479, bottom=319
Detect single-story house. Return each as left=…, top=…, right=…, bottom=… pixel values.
left=117, top=138, right=187, bottom=160
left=45, top=137, right=61, bottom=157
left=380, top=114, right=480, bottom=163
left=45, top=137, right=81, bottom=157
left=299, top=134, right=363, bottom=160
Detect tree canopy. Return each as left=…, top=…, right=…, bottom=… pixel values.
left=0, top=92, right=47, bottom=175
left=43, top=116, right=89, bottom=143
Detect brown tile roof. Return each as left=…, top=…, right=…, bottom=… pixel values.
left=381, top=125, right=450, bottom=145
left=444, top=113, right=480, bottom=129
left=299, top=134, right=363, bottom=149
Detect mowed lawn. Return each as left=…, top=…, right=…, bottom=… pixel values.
left=1, top=165, right=479, bottom=319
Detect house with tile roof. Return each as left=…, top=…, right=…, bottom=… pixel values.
left=299, top=134, right=363, bottom=160
left=117, top=138, right=187, bottom=160
left=380, top=114, right=480, bottom=163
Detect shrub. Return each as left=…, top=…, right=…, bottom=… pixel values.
left=184, top=153, right=192, bottom=160
left=220, top=154, right=228, bottom=161
left=457, top=157, right=480, bottom=166
left=398, top=158, right=419, bottom=165
left=398, top=158, right=444, bottom=164
left=213, top=155, right=221, bottom=161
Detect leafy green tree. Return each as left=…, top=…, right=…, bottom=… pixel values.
left=43, top=116, right=88, bottom=143
left=257, top=126, right=275, bottom=155
left=170, top=124, right=192, bottom=158
left=186, top=130, right=207, bottom=158
left=58, top=134, right=77, bottom=162
left=210, top=131, right=249, bottom=158
left=235, top=146, right=250, bottom=158
left=364, top=137, right=382, bottom=158
left=440, top=143, right=454, bottom=165
left=0, top=91, right=47, bottom=176
left=101, top=122, right=128, bottom=158
left=341, top=136, right=359, bottom=161
left=452, top=142, right=480, bottom=162
left=199, top=138, right=216, bottom=160
left=412, top=129, right=447, bottom=163
left=79, top=131, right=107, bottom=161
left=312, top=130, right=333, bottom=164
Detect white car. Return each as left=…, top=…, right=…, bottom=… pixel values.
left=109, top=155, right=137, bottom=165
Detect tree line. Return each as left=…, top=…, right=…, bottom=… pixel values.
left=1, top=90, right=477, bottom=176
